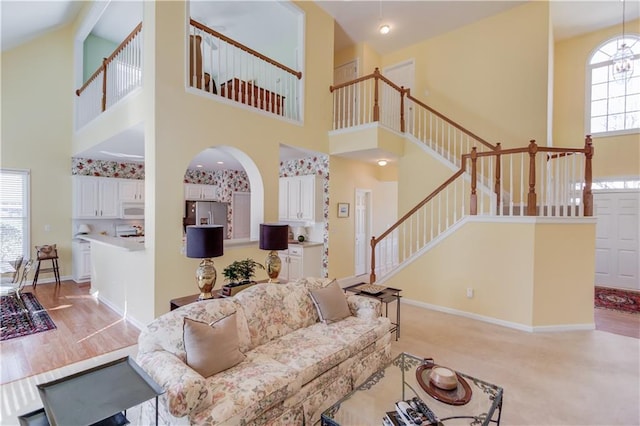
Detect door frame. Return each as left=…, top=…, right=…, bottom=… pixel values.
left=354, top=188, right=373, bottom=277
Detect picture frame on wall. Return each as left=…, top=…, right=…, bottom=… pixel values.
left=337, top=203, right=350, bottom=218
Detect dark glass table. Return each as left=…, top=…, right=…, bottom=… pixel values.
left=321, top=352, right=503, bottom=426
left=23, top=356, right=163, bottom=426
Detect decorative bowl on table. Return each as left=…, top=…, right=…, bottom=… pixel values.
left=429, top=366, right=458, bottom=390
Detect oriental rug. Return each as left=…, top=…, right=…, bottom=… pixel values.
left=1, top=292, right=56, bottom=341
left=594, top=286, right=640, bottom=315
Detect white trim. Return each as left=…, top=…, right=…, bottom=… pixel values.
left=402, top=298, right=595, bottom=333
left=94, top=292, right=144, bottom=331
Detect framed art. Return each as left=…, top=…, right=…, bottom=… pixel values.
left=337, top=203, right=350, bottom=218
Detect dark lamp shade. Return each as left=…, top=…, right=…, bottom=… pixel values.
left=186, top=225, right=224, bottom=259
left=259, top=224, right=289, bottom=251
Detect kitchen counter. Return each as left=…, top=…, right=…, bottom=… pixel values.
left=287, top=240, right=323, bottom=247
left=77, top=234, right=145, bottom=251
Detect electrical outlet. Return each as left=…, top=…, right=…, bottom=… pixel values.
left=466, top=288, right=474, bottom=298
left=44, top=224, right=51, bottom=232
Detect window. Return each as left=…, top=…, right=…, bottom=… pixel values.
left=0, top=169, right=30, bottom=261
left=587, top=36, right=640, bottom=135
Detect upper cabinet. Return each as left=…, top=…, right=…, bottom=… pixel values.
left=72, top=176, right=120, bottom=219
left=118, top=179, right=144, bottom=202
left=279, top=175, right=323, bottom=222
left=184, top=184, right=218, bottom=201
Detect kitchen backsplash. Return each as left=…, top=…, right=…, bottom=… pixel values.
left=280, top=155, right=330, bottom=277
left=72, top=158, right=144, bottom=179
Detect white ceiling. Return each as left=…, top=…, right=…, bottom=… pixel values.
left=3, top=0, right=638, bottom=170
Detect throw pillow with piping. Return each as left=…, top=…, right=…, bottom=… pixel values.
left=309, top=280, right=351, bottom=323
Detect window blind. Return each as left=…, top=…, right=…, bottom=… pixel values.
left=0, top=169, right=30, bottom=261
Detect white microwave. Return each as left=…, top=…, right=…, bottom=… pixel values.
left=121, top=202, right=144, bottom=219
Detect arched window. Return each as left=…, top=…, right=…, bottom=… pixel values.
left=587, top=35, right=640, bottom=135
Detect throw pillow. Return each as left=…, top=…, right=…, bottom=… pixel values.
left=309, top=280, right=351, bottom=323
left=183, top=313, right=245, bottom=377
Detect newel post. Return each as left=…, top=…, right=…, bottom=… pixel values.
left=101, top=57, right=108, bottom=112
left=370, top=237, right=377, bottom=283
left=470, top=147, right=478, bottom=215
left=373, top=68, right=380, bottom=122
left=583, top=135, right=594, bottom=216
left=495, top=143, right=502, bottom=213
left=400, top=87, right=406, bottom=133
left=527, top=139, right=538, bottom=216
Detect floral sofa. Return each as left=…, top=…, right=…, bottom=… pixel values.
left=136, top=278, right=392, bottom=425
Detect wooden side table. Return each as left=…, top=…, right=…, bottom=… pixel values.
left=170, top=292, right=221, bottom=311
left=343, top=283, right=402, bottom=341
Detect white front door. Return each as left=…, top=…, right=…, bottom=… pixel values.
left=354, top=189, right=371, bottom=276
left=594, top=190, right=639, bottom=290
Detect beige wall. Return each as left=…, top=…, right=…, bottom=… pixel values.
left=334, top=42, right=381, bottom=77
left=381, top=2, right=551, bottom=149
left=148, top=1, right=335, bottom=316
left=328, top=156, right=396, bottom=278
left=384, top=219, right=596, bottom=328
left=553, top=18, right=640, bottom=179
left=1, top=26, right=74, bottom=277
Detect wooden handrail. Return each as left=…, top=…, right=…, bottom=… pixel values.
left=369, top=137, right=594, bottom=282
left=190, top=18, right=302, bottom=80
left=76, top=22, right=143, bottom=96
left=330, top=71, right=377, bottom=92
left=405, top=92, right=497, bottom=152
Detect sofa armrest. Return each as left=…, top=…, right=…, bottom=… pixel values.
left=137, top=351, right=209, bottom=418
left=347, top=294, right=382, bottom=320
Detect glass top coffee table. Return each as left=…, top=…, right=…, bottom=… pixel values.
left=321, top=352, right=503, bottom=426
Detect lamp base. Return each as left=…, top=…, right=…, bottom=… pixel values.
left=265, top=250, right=282, bottom=283
left=196, top=258, right=217, bottom=300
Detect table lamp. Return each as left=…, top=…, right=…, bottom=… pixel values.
left=186, top=225, right=224, bottom=299
left=259, top=223, right=289, bottom=283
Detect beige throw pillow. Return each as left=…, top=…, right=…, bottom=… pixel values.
left=309, top=280, right=351, bottom=323
left=183, top=313, right=245, bottom=377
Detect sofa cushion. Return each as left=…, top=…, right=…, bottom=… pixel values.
left=233, top=281, right=319, bottom=350
left=188, top=354, right=300, bottom=425
left=309, top=280, right=351, bottom=323
left=250, top=327, right=351, bottom=385
left=184, top=314, right=245, bottom=377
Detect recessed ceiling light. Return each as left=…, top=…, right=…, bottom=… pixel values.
left=377, top=159, right=388, bottom=166
left=196, top=164, right=203, bottom=168
left=379, top=24, right=390, bottom=35
left=217, top=161, right=224, bottom=165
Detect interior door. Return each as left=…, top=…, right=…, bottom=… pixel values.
left=354, top=189, right=372, bottom=277
left=232, top=192, right=250, bottom=239
left=384, top=60, right=415, bottom=131
left=333, top=60, right=358, bottom=127
left=594, top=190, right=640, bottom=290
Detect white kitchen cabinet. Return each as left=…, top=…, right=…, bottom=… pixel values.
left=279, top=175, right=323, bottom=222
left=278, top=243, right=322, bottom=281
left=118, top=179, right=144, bottom=201
left=73, top=176, right=120, bottom=219
left=184, top=183, right=218, bottom=201
left=72, top=241, right=91, bottom=283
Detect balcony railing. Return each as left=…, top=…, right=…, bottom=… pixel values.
left=75, top=23, right=143, bottom=129
left=189, top=19, right=302, bottom=121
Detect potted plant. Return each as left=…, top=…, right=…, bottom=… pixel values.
left=221, top=258, right=265, bottom=296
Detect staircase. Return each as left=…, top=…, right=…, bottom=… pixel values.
left=330, top=68, right=594, bottom=284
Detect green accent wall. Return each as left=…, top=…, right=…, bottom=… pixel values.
left=83, top=34, right=118, bottom=82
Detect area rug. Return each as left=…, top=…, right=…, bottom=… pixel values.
left=594, top=286, right=640, bottom=314
left=1, top=292, right=56, bottom=341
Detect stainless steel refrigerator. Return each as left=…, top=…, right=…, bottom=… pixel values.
left=184, top=201, right=229, bottom=238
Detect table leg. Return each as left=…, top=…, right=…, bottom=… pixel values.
left=156, top=396, right=159, bottom=425
left=396, top=295, right=401, bottom=340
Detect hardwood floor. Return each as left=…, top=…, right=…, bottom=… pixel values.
left=1, top=281, right=636, bottom=385
left=0, top=281, right=139, bottom=384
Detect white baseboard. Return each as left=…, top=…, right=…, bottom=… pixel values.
left=402, top=298, right=595, bottom=333
left=29, top=275, right=73, bottom=285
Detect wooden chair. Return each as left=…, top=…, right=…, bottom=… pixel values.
left=33, top=245, right=61, bottom=288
